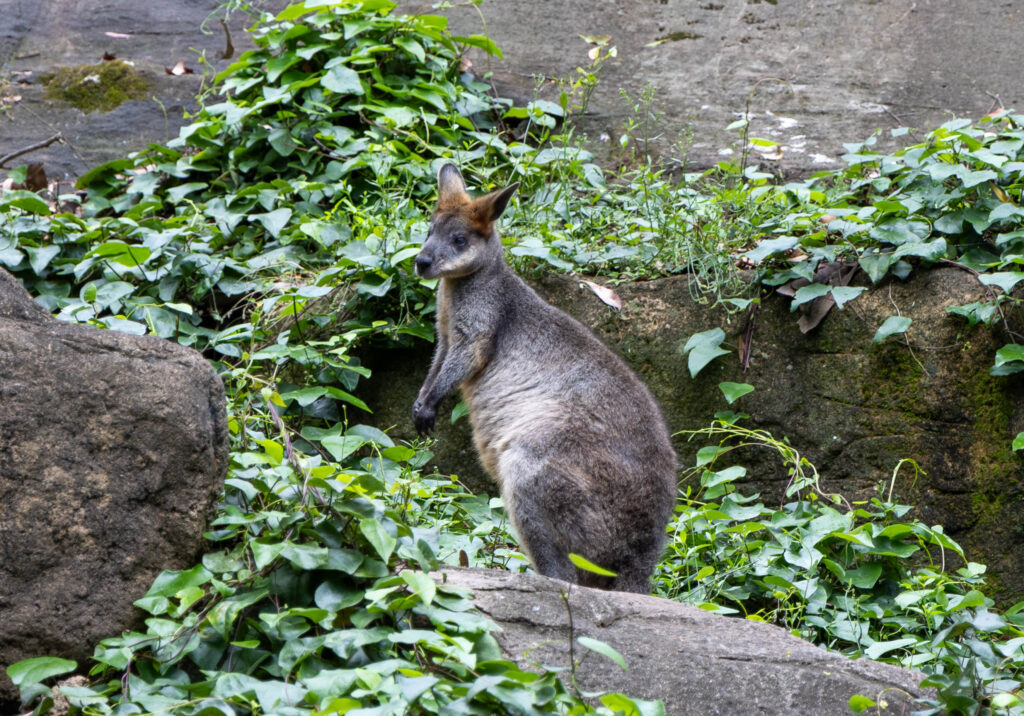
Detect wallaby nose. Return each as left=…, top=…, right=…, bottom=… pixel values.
left=415, top=254, right=433, bottom=276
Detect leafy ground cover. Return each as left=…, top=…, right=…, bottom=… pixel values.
left=2, top=0, right=1024, bottom=713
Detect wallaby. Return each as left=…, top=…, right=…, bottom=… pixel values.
left=412, top=163, right=677, bottom=593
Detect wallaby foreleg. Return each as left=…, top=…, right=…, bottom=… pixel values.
left=413, top=334, right=488, bottom=433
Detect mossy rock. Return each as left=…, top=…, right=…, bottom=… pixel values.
left=41, top=61, right=150, bottom=113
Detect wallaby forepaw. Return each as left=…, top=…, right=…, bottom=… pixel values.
left=412, top=399, right=437, bottom=435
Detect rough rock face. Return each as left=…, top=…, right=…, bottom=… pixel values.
left=5, top=0, right=1024, bottom=180
left=442, top=568, right=930, bottom=714
left=360, top=268, right=1024, bottom=600
left=419, top=0, right=1024, bottom=173
left=0, top=269, right=228, bottom=703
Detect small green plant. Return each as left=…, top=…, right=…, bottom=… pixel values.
left=657, top=415, right=1024, bottom=714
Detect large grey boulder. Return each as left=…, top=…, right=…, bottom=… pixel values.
left=0, top=269, right=228, bottom=703
left=442, top=567, right=930, bottom=714
left=361, top=267, right=1024, bottom=600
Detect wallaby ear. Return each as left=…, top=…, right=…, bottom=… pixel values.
left=437, top=163, right=470, bottom=210
left=475, top=182, right=520, bottom=224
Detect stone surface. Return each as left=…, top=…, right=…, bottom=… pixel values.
left=360, top=267, right=1024, bottom=600
left=409, top=0, right=1024, bottom=173
left=3, top=0, right=1023, bottom=181
left=0, top=269, right=229, bottom=703
left=0, top=0, right=286, bottom=181
left=442, top=567, right=930, bottom=714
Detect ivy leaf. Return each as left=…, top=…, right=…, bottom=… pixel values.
left=26, top=245, right=60, bottom=275
left=321, top=65, right=364, bottom=95
left=568, top=553, right=617, bottom=577
left=86, top=241, right=151, bottom=267
left=743, top=235, right=799, bottom=264
left=989, top=203, right=1024, bottom=223
left=6, top=657, right=78, bottom=687
left=268, top=127, right=298, bottom=157
left=321, top=434, right=368, bottom=461
left=0, top=190, right=51, bottom=215
left=393, top=37, right=425, bottom=63
left=790, top=283, right=831, bottom=310
left=992, top=343, right=1024, bottom=376
left=841, top=563, right=883, bottom=589
left=849, top=695, right=877, bottom=713
left=718, top=382, right=754, bottom=404
left=281, top=542, right=329, bottom=570
left=864, top=637, right=918, bottom=660
left=830, top=285, right=866, bottom=309
left=961, top=169, right=998, bottom=188
left=254, top=208, right=292, bottom=238
left=360, top=518, right=396, bottom=562
left=979, top=271, right=1024, bottom=294
left=450, top=400, right=469, bottom=424
left=1013, top=432, right=1024, bottom=451
left=858, top=252, right=896, bottom=283
left=143, top=564, right=213, bottom=598
left=873, top=316, right=912, bottom=343
left=453, top=34, right=504, bottom=59
left=401, top=571, right=437, bottom=606
left=577, top=636, right=628, bottom=671
left=681, top=328, right=730, bottom=378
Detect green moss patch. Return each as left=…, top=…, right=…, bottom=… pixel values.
left=40, top=61, right=149, bottom=113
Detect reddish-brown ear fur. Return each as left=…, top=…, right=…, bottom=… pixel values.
left=468, top=183, right=520, bottom=233
left=436, top=162, right=519, bottom=233
left=437, top=163, right=470, bottom=210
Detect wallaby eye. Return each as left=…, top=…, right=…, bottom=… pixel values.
left=453, top=234, right=467, bottom=247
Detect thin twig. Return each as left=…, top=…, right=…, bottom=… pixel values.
left=0, top=133, right=63, bottom=167
left=560, top=587, right=585, bottom=701
left=985, top=92, right=1004, bottom=114
left=882, top=105, right=906, bottom=127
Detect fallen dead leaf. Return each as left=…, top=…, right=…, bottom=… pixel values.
left=25, top=162, right=47, bottom=191
left=219, top=18, right=234, bottom=60
left=581, top=279, right=622, bottom=309
left=165, top=59, right=194, bottom=76
left=102, top=52, right=116, bottom=61
left=105, top=31, right=132, bottom=39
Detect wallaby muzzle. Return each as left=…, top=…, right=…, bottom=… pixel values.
left=414, top=252, right=433, bottom=277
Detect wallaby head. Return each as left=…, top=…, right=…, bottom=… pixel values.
left=414, top=163, right=519, bottom=280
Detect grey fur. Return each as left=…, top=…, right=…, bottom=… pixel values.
left=413, top=164, right=677, bottom=593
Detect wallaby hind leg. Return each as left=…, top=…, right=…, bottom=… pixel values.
left=608, top=537, right=666, bottom=594
left=498, top=449, right=580, bottom=583
left=506, top=500, right=576, bottom=582
left=499, top=449, right=622, bottom=585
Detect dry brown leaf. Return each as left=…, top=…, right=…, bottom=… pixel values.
left=581, top=280, right=622, bottom=310
left=165, top=59, right=194, bottom=76
left=104, top=31, right=132, bottom=39
left=219, top=18, right=234, bottom=60
left=102, top=52, right=116, bottom=61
